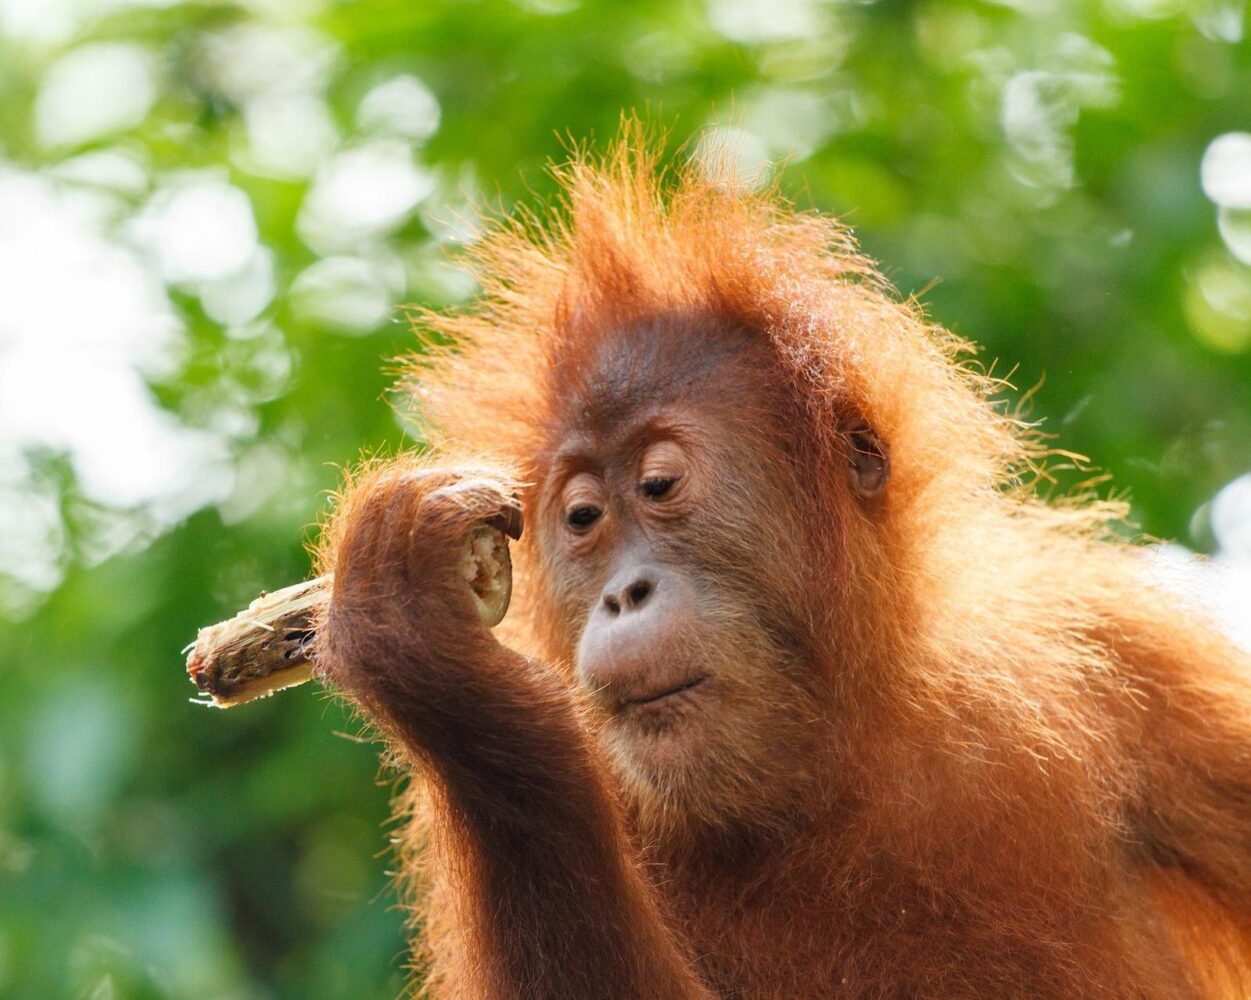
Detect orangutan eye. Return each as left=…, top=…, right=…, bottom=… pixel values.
left=566, top=505, right=602, bottom=530
left=640, top=476, right=678, bottom=500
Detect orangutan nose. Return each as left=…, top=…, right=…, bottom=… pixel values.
left=600, top=569, right=658, bottom=616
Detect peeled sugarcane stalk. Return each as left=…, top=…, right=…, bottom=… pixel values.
left=185, top=522, right=515, bottom=708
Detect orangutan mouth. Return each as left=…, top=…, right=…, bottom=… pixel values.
left=624, top=675, right=709, bottom=709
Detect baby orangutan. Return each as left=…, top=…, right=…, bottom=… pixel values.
left=311, top=139, right=1251, bottom=999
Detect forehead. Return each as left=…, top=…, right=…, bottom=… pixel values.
left=550, top=313, right=765, bottom=445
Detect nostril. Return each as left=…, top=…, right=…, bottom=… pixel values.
left=626, top=579, right=653, bottom=608
left=603, top=594, right=621, bottom=616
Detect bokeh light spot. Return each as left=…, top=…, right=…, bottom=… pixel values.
left=1201, top=132, right=1251, bottom=209
left=357, top=75, right=441, bottom=143
left=1217, top=207, right=1251, bottom=264
left=290, top=255, right=404, bottom=333
left=196, top=23, right=338, bottom=103
left=1213, top=473, right=1251, bottom=563
left=1184, top=255, right=1251, bottom=353
left=242, top=92, right=339, bottom=179
left=297, top=142, right=435, bottom=253
left=706, top=0, right=826, bottom=43
left=35, top=43, right=156, bottom=149
left=199, top=247, right=276, bottom=325
left=130, top=176, right=260, bottom=284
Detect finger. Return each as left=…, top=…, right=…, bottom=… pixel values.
left=445, top=473, right=516, bottom=515
left=485, top=504, right=524, bottom=541
left=378, top=477, right=425, bottom=586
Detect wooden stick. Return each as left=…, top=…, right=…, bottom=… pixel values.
left=186, top=523, right=514, bottom=708
left=186, top=576, right=329, bottom=708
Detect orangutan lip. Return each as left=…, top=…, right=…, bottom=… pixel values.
left=624, top=675, right=708, bottom=708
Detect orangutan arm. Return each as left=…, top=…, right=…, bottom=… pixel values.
left=315, top=460, right=712, bottom=1000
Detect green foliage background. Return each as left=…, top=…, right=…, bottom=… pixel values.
left=1, top=1, right=1248, bottom=997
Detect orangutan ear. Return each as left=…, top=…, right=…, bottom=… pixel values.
left=843, top=418, right=890, bottom=499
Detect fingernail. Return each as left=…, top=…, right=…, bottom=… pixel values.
left=487, top=506, right=524, bottom=541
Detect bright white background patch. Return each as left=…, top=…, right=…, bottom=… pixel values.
left=0, top=168, right=232, bottom=608
left=1147, top=472, right=1251, bottom=651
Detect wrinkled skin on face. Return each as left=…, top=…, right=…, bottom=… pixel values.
left=529, top=321, right=850, bottom=837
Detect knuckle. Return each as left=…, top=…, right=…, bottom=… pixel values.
left=429, top=478, right=503, bottom=510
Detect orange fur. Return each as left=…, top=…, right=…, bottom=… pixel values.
left=318, top=126, right=1251, bottom=998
